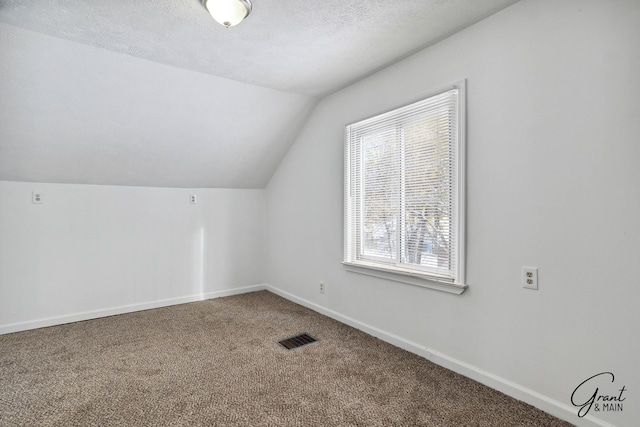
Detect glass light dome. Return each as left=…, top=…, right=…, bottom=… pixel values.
left=204, top=0, right=253, bottom=28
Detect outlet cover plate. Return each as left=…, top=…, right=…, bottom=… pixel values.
left=32, top=192, right=43, bottom=204
left=522, top=267, right=538, bottom=290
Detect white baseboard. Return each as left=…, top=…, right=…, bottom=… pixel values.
left=0, top=284, right=266, bottom=335
left=264, top=284, right=615, bottom=427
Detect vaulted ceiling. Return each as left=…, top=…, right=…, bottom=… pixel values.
left=0, top=0, right=519, bottom=188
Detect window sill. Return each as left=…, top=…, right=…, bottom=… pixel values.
left=342, top=262, right=468, bottom=295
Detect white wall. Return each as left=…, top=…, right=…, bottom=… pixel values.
left=0, top=181, right=265, bottom=333
left=265, top=1, right=640, bottom=426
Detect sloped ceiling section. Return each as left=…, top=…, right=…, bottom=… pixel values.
left=0, top=24, right=315, bottom=188
left=0, top=0, right=520, bottom=188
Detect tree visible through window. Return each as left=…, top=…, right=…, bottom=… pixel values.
left=344, top=85, right=464, bottom=284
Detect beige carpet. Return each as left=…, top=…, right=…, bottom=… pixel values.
left=0, top=291, right=573, bottom=426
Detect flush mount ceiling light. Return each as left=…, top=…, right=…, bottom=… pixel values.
left=203, top=0, right=253, bottom=28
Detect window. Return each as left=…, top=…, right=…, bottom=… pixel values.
left=344, top=83, right=466, bottom=294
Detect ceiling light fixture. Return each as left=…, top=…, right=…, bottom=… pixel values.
left=203, top=0, right=253, bottom=28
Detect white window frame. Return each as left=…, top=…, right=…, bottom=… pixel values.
left=343, top=81, right=467, bottom=295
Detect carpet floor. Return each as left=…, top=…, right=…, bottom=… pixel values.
left=0, top=291, right=574, bottom=426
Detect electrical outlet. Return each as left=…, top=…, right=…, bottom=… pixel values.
left=522, top=267, right=538, bottom=290
left=32, top=192, right=43, bottom=204
left=190, top=194, right=197, bottom=204
left=319, top=281, right=325, bottom=294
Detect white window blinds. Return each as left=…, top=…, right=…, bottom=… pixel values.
left=344, top=86, right=464, bottom=285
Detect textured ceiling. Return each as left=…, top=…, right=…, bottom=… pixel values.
left=0, top=0, right=520, bottom=188
left=0, top=0, right=520, bottom=97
